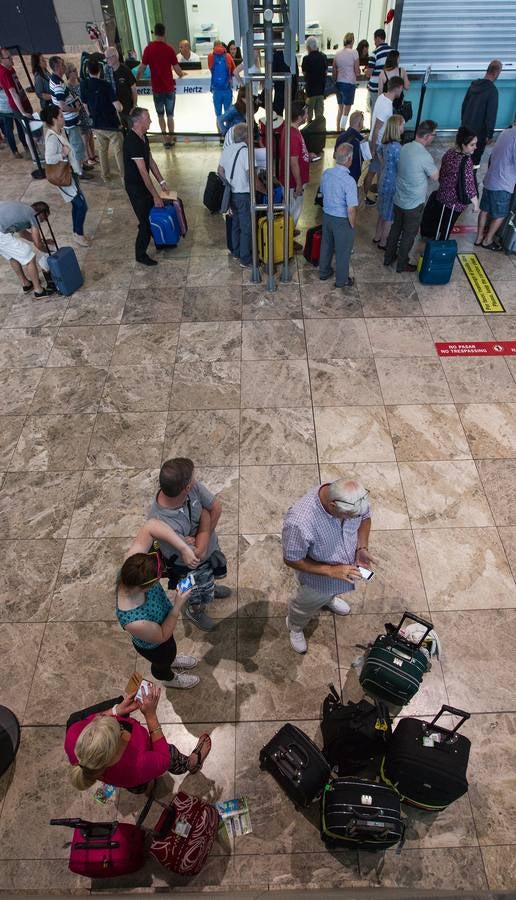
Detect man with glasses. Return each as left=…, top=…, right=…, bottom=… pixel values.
left=282, top=479, right=375, bottom=653
left=105, top=47, right=137, bottom=131
left=48, top=55, right=93, bottom=178
left=148, top=457, right=231, bottom=632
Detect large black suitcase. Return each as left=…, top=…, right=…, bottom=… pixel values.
left=321, top=684, right=392, bottom=775
left=301, top=115, right=326, bottom=154
left=203, top=171, right=224, bottom=213
left=321, top=777, right=405, bottom=851
left=381, top=705, right=471, bottom=811
left=259, top=723, right=330, bottom=807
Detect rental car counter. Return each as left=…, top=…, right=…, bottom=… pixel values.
left=136, top=70, right=226, bottom=136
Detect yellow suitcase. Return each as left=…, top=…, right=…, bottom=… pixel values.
left=257, top=214, right=294, bottom=264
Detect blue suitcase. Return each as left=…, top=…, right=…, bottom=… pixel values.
left=150, top=202, right=181, bottom=248
left=37, top=215, right=84, bottom=296
left=419, top=204, right=457, bottom=285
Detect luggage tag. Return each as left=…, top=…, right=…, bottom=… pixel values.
left=422, top=732, right=442, bottom=748
left=174, top=818, right=192, bottom=838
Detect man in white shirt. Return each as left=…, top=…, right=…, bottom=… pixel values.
left=364, top=75, right=404, bottom=202
left=177, top=40, right=200, bottom=64
left=218, top=123, right=253, bottom=267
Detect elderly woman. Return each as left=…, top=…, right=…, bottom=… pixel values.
left=283, top=476, right=374, bottom=654
left=420, top=125, right=479, bottom=240
left=65, top=683, right=211, bottom=792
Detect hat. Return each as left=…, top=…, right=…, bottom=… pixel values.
left=259, top=112, right=283, bottom=130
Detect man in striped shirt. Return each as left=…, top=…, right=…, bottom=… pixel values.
left=282, top=479, right=375, bottom=653
left=365, top=29, right=391, bottom=111
left=48, top=56, right=92, bottom=178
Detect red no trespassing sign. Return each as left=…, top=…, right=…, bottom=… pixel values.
left=436, top=341, right=516, bottom=357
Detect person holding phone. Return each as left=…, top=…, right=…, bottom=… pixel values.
left=282, top=478, right=376, bottom=654
left=117, top=518, right=202, bottom=689
left=65, top=684, right=211, bottom=791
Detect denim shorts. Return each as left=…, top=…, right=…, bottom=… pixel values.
left=335, top=82, right=356, bottom=106
left=480, top=187, right=512, bottom=218
left=153, top=91, right=176, bottom=117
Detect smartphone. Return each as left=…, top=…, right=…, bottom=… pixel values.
left=135, top=679, right=153, bottom=702
left=358, top=566, right=375, bottom=581
left=177, top=573, right=196, bottom=593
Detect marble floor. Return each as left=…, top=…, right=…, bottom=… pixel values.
left=0, top=139, right=515, bottom=896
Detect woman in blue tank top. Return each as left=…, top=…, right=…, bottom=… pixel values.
left=117, top=519, right=202, bottom=690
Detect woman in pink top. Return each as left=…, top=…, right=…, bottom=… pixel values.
left=65, top=684, right=211, bottom=791
left=332, top=33, right=360, bottom=132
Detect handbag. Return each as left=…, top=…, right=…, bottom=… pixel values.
left=45, top=159, right=73, bottom=187
left=397, top=99, right=413, bottom=122
left=220, top=145, right=245, bottom=214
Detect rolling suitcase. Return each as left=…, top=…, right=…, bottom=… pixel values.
left=359, top=611, right=433, bottom=706
left=496, top=189, right=516, bottom=253
left=321, top=684, right=392, bottom=775
left=321, top=778, right=405, bottom=851
left=50, top=818, right=146, bottom=878
left=301, top=115, right=326, bottom=154
left=259, top=723, right=331, bottom=807
left=257, top=214, right=294, bottom=264
left=149, top=791, right=219, bottom=876
left=149, top=201, right=181, bottom=248
left=36, top=213, right=84, bottom=297
left=203, top=171, right=224, bottom=213
left=303, top=224, right=322, bottom=266
left=418, top=203, right=457, bottom=285
left=381, top=705, right=471, bottom=811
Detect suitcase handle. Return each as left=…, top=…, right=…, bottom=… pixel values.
left=436, top=202, right=456, bottom=241
left=73, top=840, right=120, bottom=850
left=36, top=211, right=59, bottom=254
left=50, top=818, right=117, bottom=839
left=328, top=682, right=341, bottom=702
left=393, top=611, right=434, bottom=646
left=50, top=818, right=84, bottom=829
left=426, top=705, right=470, bottom=737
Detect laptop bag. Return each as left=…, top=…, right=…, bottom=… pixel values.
left=381, top=705, right=471, bottom=811
left=359, top=611, right=433, bottom=706
left=321, top=683, right=392, bottom=774
left=259, top=723, right=331, bottom=807
left=321, top=777, right=405, bottom=851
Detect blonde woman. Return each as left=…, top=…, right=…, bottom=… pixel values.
left=332, top=33, right=360, bottom=131
left=41, top=104, right=90, bottom=247
left=65, top=683, right=212, bottom=791
left=374, top=114, right=404, bottom=248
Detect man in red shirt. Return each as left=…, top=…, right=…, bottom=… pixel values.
left=136, top=23, right=185, bottom=148
left=279, top=101, right=311, bottom=248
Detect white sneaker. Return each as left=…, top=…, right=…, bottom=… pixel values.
left=172, top=655, right=198, bottom=669
left=73, top=233, right=90, bottom=247
left=286, top=616, right=307, bottom=653
left=325, top=597, right=351, bottom=616
left=160, top=672, right=200, bottom=689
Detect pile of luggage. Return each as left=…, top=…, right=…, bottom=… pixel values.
left=260, top=610, right=471, bottom=854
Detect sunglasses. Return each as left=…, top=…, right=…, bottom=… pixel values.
left=140, top=551, right=162, bottom=587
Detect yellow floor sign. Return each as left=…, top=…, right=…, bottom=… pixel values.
left=458, top=253, right=506, bottom=313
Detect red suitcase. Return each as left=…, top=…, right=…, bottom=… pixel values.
left=303, top=225, right=322, bottom=266
left=149, top=791, right=219, bottom=875
left=172, top=197, right=188, bottom=236
left=50, top=818, right=146, bottom=878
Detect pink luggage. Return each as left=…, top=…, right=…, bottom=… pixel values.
left=50, top=818, right=145, bottom=878
left=149, top=791, right=219, bottom=875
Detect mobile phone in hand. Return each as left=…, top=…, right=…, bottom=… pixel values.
left=358, top=566, right=375, bottom=581
left=177, top=573, right=196, bottom=593
left=135, top=679, right=153, bottom=702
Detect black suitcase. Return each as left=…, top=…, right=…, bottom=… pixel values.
left=381, top=705, right=471, bottom=811
left=321, top=684, right=392, bottom=775
left=259, top=723, right=331, bottom=807
left=321, top=777, right=405, bottom=851
left=301, top=115, right=326, bottom=154
left=203, top=171, right=224, bottom=213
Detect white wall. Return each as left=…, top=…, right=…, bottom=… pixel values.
left=184, top=0, right=388, bottom=50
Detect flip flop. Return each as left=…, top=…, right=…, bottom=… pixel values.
left=188, top=732, right=212, bottom=774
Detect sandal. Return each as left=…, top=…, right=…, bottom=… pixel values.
left=473, top=240, right=483, bottom=246
left=482, top=241, right=502, bottom=251
left=188, top=732, right=212, bottom=774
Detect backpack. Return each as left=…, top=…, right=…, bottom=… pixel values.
left=211, top=53, right=230, bottom=90
left=456, top=155, right=471, bottom=205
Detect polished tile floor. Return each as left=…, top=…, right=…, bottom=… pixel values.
left=0, top=140, right=515, bottom=894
